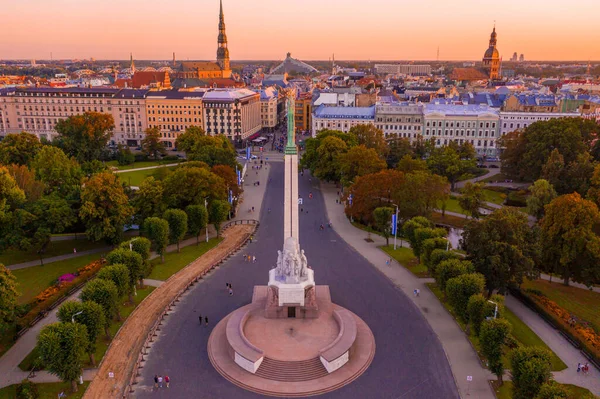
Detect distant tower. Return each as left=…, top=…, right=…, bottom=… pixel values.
left=130, top=53, right=135, bottom=74
left=173, top=52, right=176, bottom=67
left=216, top=0, right=230, bottom=72
left=512, top=52, right=518, bottom=62
left=332, top=53, right=335, bottom=74
left=482, top=25, right=500, bottom=80
left=519, top=54, right=524, bottom=62
left=437, top=46, right=440, bottom=62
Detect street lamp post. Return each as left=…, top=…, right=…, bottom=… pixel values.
left=392, top=204, right=399, bottom=250
left=204, top=197, right=209, bottom=243
left=487, top=300, right=498, bottom=319
left=71, top=311, right=84, bottom=324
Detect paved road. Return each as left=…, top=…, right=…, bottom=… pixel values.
left=135, top=162, right=459, bottom=399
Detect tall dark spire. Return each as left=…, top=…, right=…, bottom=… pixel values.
left=216, top=0, right=230, bottom=71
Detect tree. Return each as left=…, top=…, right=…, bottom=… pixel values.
left=0, top=132, right=42, bottom=166
left=119, top=237, right=151, bottom=263
left=397, top=171, right=449, bottom=219
left=175, top=126, right=205, bottom=153
left=313, top=136, right=347, bottom=182
left=30, top=146, right=81, bottom=198
left=462, top=207, right=538, bottom=295
left=536, top=382, right=569, bottom=399
left=586, top=163, right=600, bottom=208
left=436, top=259, right=473, bottom=293
left=510, top=347, right=552, bottom=399
left=422, top=237, right=450, bottom=271
left=427, top=145, right=477, bottom=190
left=0, top=263, right=19, bottom=331
left=116, top=145, right=135, bottom=166
left=429, top=249, right=460, bottom=276
left=301, top=129, right=357, bottom=173
left=445, top=272, right=486, bottom=323
left=55, top=112, right=115, bottom=163
left=141, top=127, right=167, bottom=159
left=346, top=169, right=405, bottom=225
left=57, top=301, right=105, bottom=365
left=5, top=164, right=45, bottom=203
left=338, top=145, right=387, bottom=187
left=562, top=152, right=595, bottom=195
left=527, top=179, right=557, bottom=220
left=386, top=138, right=413, bottom=168
left=80, top=278, right=119, bottom=336
left=458, top=182, right=485, bottom=219
left=403, top=217, right=433, bottom=252
left=37, top=322, right=88, bottom=392
left=107, top=248, right=144, bottom=290
left=396, top=155, right=428, bottom=174
left=480, top=318, right=512, bottom=384
left=79, top=172, right=133, bottom=244
left=132, top=177, right=166, bottom=226
left=348, top=124, right=388, bottom=157
left=81, top=159, right=108, bottom=177
left=163, top=167, right=226, bottom=210
left=540, top=149, right=566, bottom=193
left=163, top=209, right=188, bottom=252
left=209, top=200, right=230, bottom=238
left=97, top=264, right=131, bottom=300
left=413, top=227, right=447, bottom=261
left=541, top=193, right=600, bottom=286
left=144, top=217, right=169, bottom=263
left=211, top=164, right=240, bottom=197
left=373, top=207, right=394, bottom=246
left=0, top=166, right=26, bottom=219
left=186, top=205, right=208, bottom=245
left=186, top=135, right=238, bottom=169
left=468, top=294, right=504, bottom=336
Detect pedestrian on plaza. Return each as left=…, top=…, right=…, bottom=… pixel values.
left=158, top=375, right=163, bottom=388
left=252, top=206, right=255, bottom=213
left=247, top=254, right=251, bottom=262
left=165, top=375, right=170, bottom=388
left=413, top=289, right=417, bottom=297
left=243, top=253, right=247, bottom=262
left=154, top=375, right=158, bottom=389
left=226, top=282, right=230, bottom=291
left=198, top=315, right=202, bottom=324
left=416, top=289, right=420, bottom=297
left=253, top=256, right=256, bottom=263
left=73, top=248, right=77, bottom=254
left=300, top=208, right=303, bottom=213
left=584, top=363, right=589, bottom=375
left=385, top=259, right=390, bottom=266
left=229, top=287, right=233, bottom=296
left=205, top=316, right=209, bottom=327
left=577, top=363, right=581, bottom=372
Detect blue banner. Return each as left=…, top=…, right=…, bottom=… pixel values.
left=391, top=213, right=397, bottom=235
left=348, top=194, right=353, bottom=205
left=237, top=169, right=241, bottom=185
left=228, top=190, right=233, bottom=204
left=246, top=146, right=251, bottom=160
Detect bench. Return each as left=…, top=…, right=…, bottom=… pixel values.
left=319, top=309, right=357, bottom=373
left=226, top=308, right=264, bottom=373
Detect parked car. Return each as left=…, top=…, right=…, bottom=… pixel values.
left=489, top=164, right=499, bottom=168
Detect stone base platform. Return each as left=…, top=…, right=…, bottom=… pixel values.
left=208, top=286, right=376, bottom=397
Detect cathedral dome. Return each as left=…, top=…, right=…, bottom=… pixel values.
left=483, top=46, right=499, bottom=59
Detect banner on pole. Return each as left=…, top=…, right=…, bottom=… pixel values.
left=246, top=146, right=251, bottom=160
left=391, top=213, right=397, bottom=235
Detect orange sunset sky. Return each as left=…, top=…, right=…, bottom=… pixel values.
left=2, top=0, right=599, bottom=61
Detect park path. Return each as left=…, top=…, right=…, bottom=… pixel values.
left=113, top=163, right=181, bottom=174
left=7, top=248, right=110, bottom=270
left=319, top=181, right=495, bottom=399
left=505, top=296, right=600, bottom=395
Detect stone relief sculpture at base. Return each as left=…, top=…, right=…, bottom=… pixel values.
left=274, top=237, right=311, bottom=284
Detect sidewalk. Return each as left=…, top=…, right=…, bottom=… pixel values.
left=8, top=248, right=109, bottom=270
left=319, top=181, right=495, bottom=399
left=505, top=296, right=600, bottom=395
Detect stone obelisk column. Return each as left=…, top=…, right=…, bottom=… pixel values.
left=283, top=93, right=299, bottom=248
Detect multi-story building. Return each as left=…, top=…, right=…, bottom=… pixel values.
left=375, top=103, right=424, bottom=140
left=311, top=105, right=375, bottom=136
left=502, top=95, right=559, bottom=113
left=424, top=104, right=500, bottom=156
left=499, top=111, right=581, bottom=136
left=202, top=89, right=261, bottom=144
left=294, top=92, right=313, bottom=134
left=0, top=87, right=149, bottom=146
left=146, top=91, right=205, bottom=149
left=259, top=87, right=278, bottom=132
left=374, top=64, right=431, bottom=76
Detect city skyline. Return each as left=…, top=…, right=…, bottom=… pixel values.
left=2, top=0, right=600, bottom=61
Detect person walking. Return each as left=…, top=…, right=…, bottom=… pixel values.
left=205, top=316, right=209, bottom=327
left=252, top=255, right=256, bottom=263
left=226, top=282, right=230, bottom=292
left=154, top=375, right=158, bottom=389
left=158, top=375, right=163, bottom=388
left=416, top=289, right=420, bottom=297
left=385, top=259, right=390, bottom=266
left=198, top=315, right=202, bottom=325
left=165, top=375, right=170, bottom=388
left=577, top=363, right=581, bottom=373
left=229, top=286, right=233, bottom=296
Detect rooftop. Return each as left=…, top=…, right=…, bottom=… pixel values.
left=313, top=105, right=376, bottom=119
left=202, top=88, right=258, bottom=102
left=424, top=103, right=499, bottom=117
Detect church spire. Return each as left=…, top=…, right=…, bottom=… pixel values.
left=216, top=0, right=230, bottom=71
left=130, top=53, right=135, bottom=74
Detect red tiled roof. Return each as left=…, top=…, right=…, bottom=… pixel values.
left=131, top=71, right=169, bottom=88
left=449, top=68, right=488, bottom=81
left=113, top=78, right=132, bottom=88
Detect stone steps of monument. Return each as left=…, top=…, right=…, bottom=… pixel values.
left=254, top=357, right=328, bottom=382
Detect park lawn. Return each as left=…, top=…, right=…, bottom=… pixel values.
left=0, top=381, right=89, bottom=399
left=481, top=188, right=506, bottom=205
left=0, top=239, right=106, bottom=266
left=380, top=246, right=429, bottom=277
left=431, top=212, right=469, bottom=228
left=522, top=279, right=600, bottom=332
left=118, top=165, right=178, bottom=187
left=106, top=159, right=183, bottom=170
left=148, top=237, right=223, bottom=281
left=12, top=253, right=103, bottom=305
left=492, top=381, right=596, bottom=399
left=427, top=283, right=565, bottom=372
left=18, top=286, right=156, bottom=372
left=441, top=197, right=469, bottom=216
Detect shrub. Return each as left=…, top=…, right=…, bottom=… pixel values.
left=446, top=273, right=485, bottom=323
left=510, top=346, right=552, bottom=399
left=16, top=379, right=39, bottom=399
left=162, top=155, right=179, bottom=161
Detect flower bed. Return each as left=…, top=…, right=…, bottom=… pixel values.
left=16, top=259, right=106, bottom=331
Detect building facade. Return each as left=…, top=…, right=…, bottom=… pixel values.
left=202, top=89, right=261, bottom=144
left=295, top=92, right=313, bottom=134
left=311, top=105, right=375, bottom=136
left=375, top=103, right=424, bottom=139
left=259, top=87, right=278, bottom=131
left=424, top=104, right=500, bottom=156
left=374, top=64, right=432, bottom=76
left=499, top=111, right=581, bottom=136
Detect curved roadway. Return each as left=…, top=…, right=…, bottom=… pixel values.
left=136, top=162, right=459, bottom=399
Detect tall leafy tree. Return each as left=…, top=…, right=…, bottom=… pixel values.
left=144, top=217, right=169, bottom=263
left=527, top=179, right=557, bottom=220
left=141, top=127, right=167, bottom=159
left=446, top=272, right=486, bottom=323
left=106, top=248, right=144, bottom=290
left=37, top=322, right=89, bottom=392
left=396, top=155, right=428, bottom=174
left=81, top=278, right=119, bottom=335
left=313, top=136, right=347, bottom=182
left=119, top=237, right=151, bottom=263
left=186, top=135, right=238, bottom=169
left=175, top=126, right=205, bottom=153
left=5, top=164, right=45, bottom=202
left=55, top=112, right=115, bottom=163
left=586, top=163, right=600, bottom=208
left=79, top=172, right=133, bottom=244
left=373, top=207, right=394, bottom=246
left=536, top=383, right=569, bottom=399
left=468, top=294, right=503, bottom=336
left=413, top=227, right=447, bottom=261
left=386, top=138, right=413, bottom=168
left=458, top=182, right=485, bottom=219
left=397, top=171, right=449, bottom=219
left=0, top=132, right=42, bottom=166
left=0, top=166, right=26, bottom=218
left=209, top=200, right=230, bottom=238
left=300, top=129, right=357, bottom=173
left=97, top=264, right=131, bottom=300
left=427, top=145, right=476, bottom=190
left=132, top=177, right=166, bottom=226
left=541, top=193, right=600, bottom=286
left=435, top=259, right=473, bottom=293
left=480, top=318, right=512, bottom=385
left=402, top=216, right=433, bottom=252
left=30, top=146, right=82, bottom=198
left=0, top=263, right=19, bottom=332
left=57, top=301, right=105, bottom=365
left=462, top=207, right=538, bottom=295
left=186, top=205, right=208, bottom=245
left=338, top=145, right=387, bottom=187
left=163, top=167, right=226, bottom=210
left=510, top=347, right=552, bottom=399
left=163, top=209, right=188, bottom=252
left=348, top=124, right=388, bottom=157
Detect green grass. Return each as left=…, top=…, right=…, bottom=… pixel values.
left=441, top=197, right=469, bottom=216
left=18, top=286, right=156, bottom=372
left=106, top=159, right=184, bottom=170
left=379, top=246, right=429, bottom=277
left=431, top=212, right=469, bottom=228
left=118, top=165, right=178, bottom=186
left=481, top=188, right=506, bottom=205
left=0, top=382, right=90, bottom=399
left=148, top=237, right=223, bottom=281
left=522, top=279, right=600, bottom=332
left=493, top=381, right=597, bottom=399
left=427, top=282, right=565, bottom=372
left=12, top=253, right=103, bottom=305
left=0, top=239, right=106, bottom=266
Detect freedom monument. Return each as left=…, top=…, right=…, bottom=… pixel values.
left=208, top=90, right=375, bottom=397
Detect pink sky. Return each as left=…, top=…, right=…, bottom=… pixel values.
left=1, top=0, right=599, bottom=61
